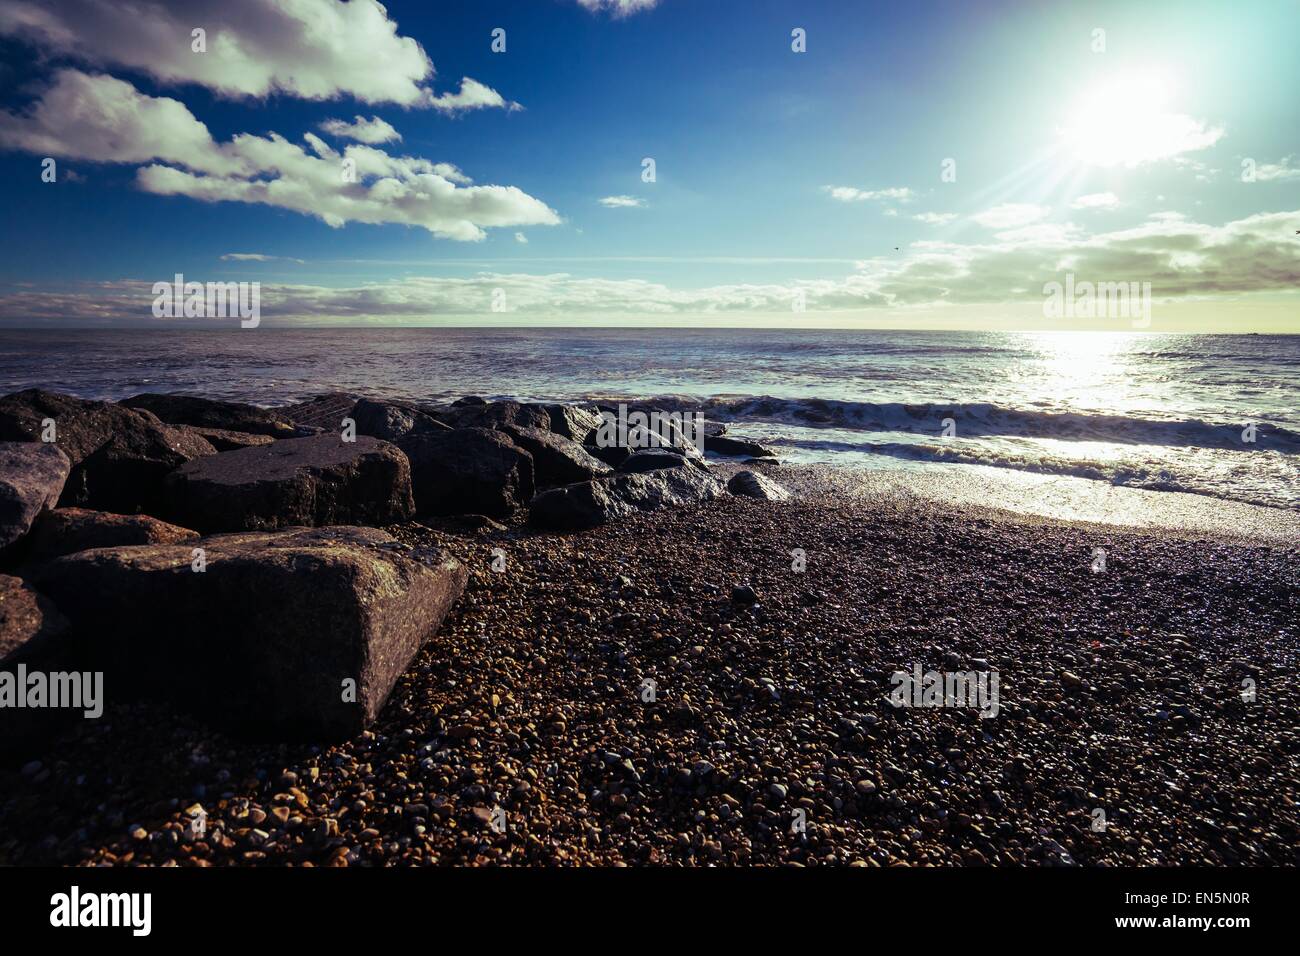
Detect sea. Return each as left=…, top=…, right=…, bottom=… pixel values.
left=1, top=328, right=1296, bottom=512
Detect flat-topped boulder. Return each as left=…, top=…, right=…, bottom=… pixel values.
left=182, top=426, right=276, bottom=452
left=30, top=527, right=468, bottom=740
left=442, top=400, right=552, bottom=433
left=707, top=435, right=778, bottom=459
left=166, top=434, right=414, bottom=532
left=619, top=448, right=697, bottom=473
left=121, top=393, right=300, bottom=438
left=23, top=507, right=198, bottom=563
left=728, top=469, right=791, bottom=501
left=397, top=428, right=534, bottom=518
left=501, top=425, right=612, bottom=486
left=352, top=398, right=452, bottom=442
left=0, top=389, right=215, bottom=515
left=0, top=442, right=71, bottom=550
left=530, top=468, right=726, bottom=531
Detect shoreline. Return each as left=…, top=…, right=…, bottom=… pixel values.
left=3, top=463, right=1296, bottom=866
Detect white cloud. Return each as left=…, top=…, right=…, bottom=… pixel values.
left=0, top=0, right=445, bottom=106
left=1071, top=192, right=1121, bottom=211
left=0, top=71, right=559, bottom=241
left=825, top=186, right=914, bottom=203
left=599, top=195, right=646, bottom=208
left=1254, top=156, right=1300, bottom=182
left=577, top=0, right=659, bottom=17
left=914, top=212, right=958, bottom=225
left=970, top=203, right=1050, bottom=229
left=426, top=77, right=521, bottom=114
left=220, top=253, right=304, bottom=264
left=515, top=233, right=528, bottom=244
left=318, top=116, right=401, bottom=144
left=7, top=209, right=1298, bottom=323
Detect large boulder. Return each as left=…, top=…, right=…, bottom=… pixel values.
left=166, top=434, right=414, bottom=533
left=501, top=425, right=611, bottom=486
left=0, top=389, right=215, bottom=515
left=544, top=403, right=603, bottom=442
left=23, top=507, right=198, bottom=564
left=442, top=400, right=552, bottom=433
left=121, top=393, right=300, bottom=438
left=0, top=442, right=71, bottom=549
left=352, top=398, right=452, bottom=443
left=0, top=574, right=75, bottom=755
left=397, top=428, right=534, bottom=518
left=530, top=468, right=726, bottom=531
left=29, top=527, right=467, bottom=740
left=727, top=470, right=791, bottom=501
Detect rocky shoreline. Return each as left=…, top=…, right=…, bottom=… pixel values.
left=0, top=390, right=1297, bottom=866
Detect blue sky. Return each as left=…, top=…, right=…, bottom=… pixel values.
left=0, top=0, right=1297, bottom=329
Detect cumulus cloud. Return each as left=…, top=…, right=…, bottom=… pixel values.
left=825, top=186, right=914, bottom=203
left=426, top=77, right=521, bottom=114
left=970, top=203, right=1049, bottom=229
left=0, top=71, right=558, bottom=241
left=576, top=0, right=660, bottom=17
left=0, top=0, right=517, bottom=111
left=599, top=195, right=646, bottom=208
left=6, top=209, right=1297, bottom=324
left=318, top=116, right=401, bottom=144
left=1071, top=192, right=1121, bottom=210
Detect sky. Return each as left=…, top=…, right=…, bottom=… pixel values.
left=0, top=0, right=1296, bottom=331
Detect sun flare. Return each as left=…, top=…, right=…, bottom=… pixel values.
left=1058, top=71, right=1220, bottom=167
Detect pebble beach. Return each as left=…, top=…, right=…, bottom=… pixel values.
left=3, top=463, right=1296, bottom=867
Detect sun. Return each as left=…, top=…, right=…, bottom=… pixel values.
left=1058, top=71, right=1217, bottom=167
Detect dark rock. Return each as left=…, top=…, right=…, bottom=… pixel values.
left=707, top=435, right=777, bottom=458
left=182, top=426, right=276, bottom=452
left=30, top=527, right=468, bottom=741
left=0, top=573, right=69, bottom=667
left=501, top=425, right=611, bottom=486
left=619, top=448, right=693, bottom=473
left=0, top=574, right=75, bottom=755
left=731, top=584, right=759, bottom=605
left=0, top=389, right=216, bottom=515
left=727, top=470, right=791, bottom=501
left=543, top=404, right=603, bottom=442
left=442, top=400, right=552, bottom=432
left=275, top=393, right=362, bottom=430
left=23, top=507, right=198, bottom=563
left=451, top=396, right=488, bottom=407
left=166, top=434, right=414, bottom=532
left=121, top=393, right=299, bottom=438
left=586, top=444, right=631, bottom=468
left=0, top=442, right=71, bottom=549
left=529, top=468, right=726, bottom=531
left=351, top=398, right=452, bottom=442
left=397, top=428, right=534, bottom=518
